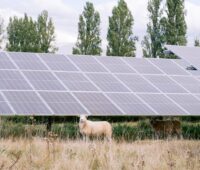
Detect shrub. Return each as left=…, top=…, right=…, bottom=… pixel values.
left=182, top=123, right=200, bottom=140
left=0, top=120, right=200, bottom=141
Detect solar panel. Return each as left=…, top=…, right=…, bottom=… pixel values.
left=145, top=75, right=187, bottom=93
left=39, top=54, right=78, bottom=71
left=9, top=52, right=48, bottom=70
left=171, top=76, right=200, bottom=93
left=74, top=92, right=122, bottom=115
left=123, top=57, right=163, bottom=74
left=56, top=72, right=98, bottom=91
left=39, top=92, right=87, bottom=115
left=149, top=58, right=189, bottom=75
left=168, top=94, right=200, bottom=115
left=172, top=59, right=200, bottom=75
left=166, top=45, right=200, bottom=72
left=23, top=71, right=65, bottom=90
left=3, top=91, right=51, bottom=115
left=87, top=73, right=130, bottom=92
left=0, top=93, right=13, bottom=115
left=0, top=50, right=200, bottom=116
left=138, top=94, right=187, bottom=115
left=68, top=55, right=107, bottom=72
left=116, top=74, right=159, bottom=93
left=0, top=52, right=16, bottom=69
left=0, top=70, right=32, bottom=90
left=107, top=93, right=156, bottom=115
left=96, top=57, right=135, bottom=73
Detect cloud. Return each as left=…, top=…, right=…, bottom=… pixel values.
left=0, top=0, right=200, bottom=56
left=185, top=1, right=200, bottom=45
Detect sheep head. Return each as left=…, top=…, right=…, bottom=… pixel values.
left=79, top=115, right=88, bottom=123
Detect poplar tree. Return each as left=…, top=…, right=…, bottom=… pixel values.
left=37, top=10, right=57, bottom=53
left=73, top=2, right=102, bottom=55
left=142, top=0, right=165, bottom=58
left=107, top=0, right=136, bottom=57
left=164, top=0, right=187, bottom=45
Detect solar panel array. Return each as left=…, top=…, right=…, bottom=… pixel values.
left=166, top=45, right=200, bottom=74
left=0, top=50, right=200, bottom=116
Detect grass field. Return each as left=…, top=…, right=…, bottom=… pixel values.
left=0, top=138, right=199, bottom=170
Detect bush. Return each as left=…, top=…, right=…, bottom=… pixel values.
left=0, top=120, right=200, bottom=141
left=182, top=123, right=200, bottom=140
left=52, top=123, right=79, bottom=139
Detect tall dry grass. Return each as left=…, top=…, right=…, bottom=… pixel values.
left=0, top=138, right=199, bottom=170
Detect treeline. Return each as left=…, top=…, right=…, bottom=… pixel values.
left=0, top=0, right=199, bottom=57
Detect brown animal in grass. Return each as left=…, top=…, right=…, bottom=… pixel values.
left=150, top=119, right=181, bottom=139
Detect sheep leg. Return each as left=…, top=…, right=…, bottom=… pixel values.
left=105, top=136, right=112, bottom=143
left=85, top=136, right=89, bottom=142
left=83, top=135, right=88, bottom=142
left=83, top=135, right=87, bottom=142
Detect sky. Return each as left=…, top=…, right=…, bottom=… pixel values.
left=0, top=0, right=200, bottom=57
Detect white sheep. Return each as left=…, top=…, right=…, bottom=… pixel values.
left=79, top=115, right=112, bottom=142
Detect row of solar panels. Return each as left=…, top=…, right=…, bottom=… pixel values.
left=0, top=50, right=200, bottom=115
left=1, top=91, right=200, bottom=115
left=1, top=51, right=200, bottom=75
left=166, top=45, right=200, bottom=70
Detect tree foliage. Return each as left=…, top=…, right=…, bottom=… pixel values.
left=73, top=2, right=102, bottom=55
left=107, top=0, right=136, bottom=57
left=164, top=0, right=187, bottom=45
left=142, top=0, right=165, bottom=58
left=37, top=10, right=57, bottom=53
left=194, top=39, right=200, bottom=47
left=7, top=11, right=57, bottom=53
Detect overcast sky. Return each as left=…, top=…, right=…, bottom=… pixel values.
left=0, top=0, right=200, bottom=56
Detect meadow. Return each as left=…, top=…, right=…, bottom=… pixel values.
left=0, top=138, right=199, bottom=170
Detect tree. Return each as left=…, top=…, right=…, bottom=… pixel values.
left=0, top=16, right=4, bottom=49
left=7, top=11, right=57, bottom=52
left=142, top=0, right=165, bottom=58
left=37, top=10, right=57, bottom=53
left=73, top=2, right=102, bottom=55
left=107, top=0, right=136, bottom=57
left=164, top=0, right=187, bottom=45
left=194, top=38, right=200, bottom=47
left=7, top=14, right=39, bottom=52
